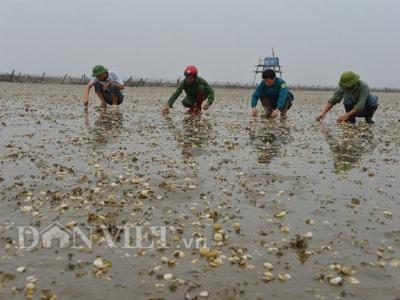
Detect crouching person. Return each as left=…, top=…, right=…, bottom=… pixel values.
left=251, top=69, right=294, bottom=119
left=163, top=65, right=215, bottom=115
left=317, top=71, right=378, bottom=124
left=83, top=65, right=125, bottom=109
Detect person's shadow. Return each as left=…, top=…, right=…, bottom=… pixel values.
left=246, top=119, right=292, bottom=165
left=162, top=114, right=214, bottom=160
left=322, top=125, right=375, bottom=172
left=84, top=108, right=124, bottom=147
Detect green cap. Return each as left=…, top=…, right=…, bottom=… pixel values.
left=92, top=65, right=108, bottom=77
left=339, top=71, right=360, bottom=88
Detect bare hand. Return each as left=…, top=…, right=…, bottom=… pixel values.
left=83, top=93, right=89, bottom=107
left=337, top=114, right=349, bottom=123
left=270, top=109, right=279, bottom=119
left=202, top=103, right=209, bottom=110
left=162, top=105, right=170, bottom=114
left=316, top=112, right=325, bottom=122
left=251, top=108, right=257, bottom=117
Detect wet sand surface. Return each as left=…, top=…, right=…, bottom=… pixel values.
left=0, top=82, right=399, bottom=300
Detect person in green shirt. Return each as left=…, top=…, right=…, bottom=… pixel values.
left=317, top=71, right=378, bottom=124
left=162, top=65, right=215, bottom=114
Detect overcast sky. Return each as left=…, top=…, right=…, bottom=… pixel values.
left=1, top=0, right=399, bottom=87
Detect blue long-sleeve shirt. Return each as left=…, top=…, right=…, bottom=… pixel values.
left=250, top=78, right=289, bottom=110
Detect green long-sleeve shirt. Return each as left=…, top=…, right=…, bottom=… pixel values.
left=168, top=77, right=215, bottom=108
left=329, top=80, right=369, bottom=112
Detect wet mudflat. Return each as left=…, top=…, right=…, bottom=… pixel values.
left=0, top=82, right=399, bottom=300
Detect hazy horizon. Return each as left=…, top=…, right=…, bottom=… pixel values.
left=1, top=0, right=399, bottom=88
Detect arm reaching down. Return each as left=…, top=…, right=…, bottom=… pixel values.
left=250, top=83, right=262, bottom=109
left=316, top=102, right=334, bottom=121
left=317, top=88, right=344, bottom=121
left=83, top=80, right=94, bottom=107
left=337, top=107, right=357, bottom=123
left=250, top=83, right=263, bottom=116
left=203, top=80, right=215, bottom=106
left=167, top=82, right=185, bottom=108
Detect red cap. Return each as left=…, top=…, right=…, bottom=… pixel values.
left=184, top=65, right=198, bottom=77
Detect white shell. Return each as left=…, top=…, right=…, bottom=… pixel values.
left=329, top=276, right=343, bottom=285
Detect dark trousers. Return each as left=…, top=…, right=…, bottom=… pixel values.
left=182, top=85, right=206, bottom=111
left=260, top=91, right=293, bottom=117
left=343, top=93, right=378, bottom=123
left=344, top=104, right=378, bottom=123
left=94, top=82, right=124, bottom=105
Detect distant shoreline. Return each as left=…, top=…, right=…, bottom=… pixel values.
left=1, top=73, right=399, bottom=93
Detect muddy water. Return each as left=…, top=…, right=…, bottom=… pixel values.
left=0, top=82, right=399, bottom=300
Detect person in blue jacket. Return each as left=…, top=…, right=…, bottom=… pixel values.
left=250, top=69, right=294, bottom=119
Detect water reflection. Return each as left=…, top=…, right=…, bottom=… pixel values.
left=247, top=119, right=292, bottom=164
left=322, top=125, right=375, bottom=172
left=84, top=109, right=124, bottom=146
left=163, top=115, right=214, bottom=160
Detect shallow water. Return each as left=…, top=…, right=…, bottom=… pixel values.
left=0, top=82, right=399, bottom=300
